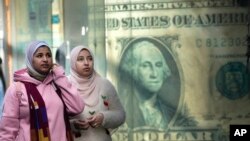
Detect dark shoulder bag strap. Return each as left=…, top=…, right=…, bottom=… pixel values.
left=52, top=82, right=74, bottom=141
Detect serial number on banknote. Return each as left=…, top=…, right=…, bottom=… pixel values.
left=195, top=37, right=246, bottom=48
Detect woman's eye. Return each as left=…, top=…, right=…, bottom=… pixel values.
left=36, top=54, right=42, bottom=58
left=47, top=54, right=52, bottom=57
left=87, top=57, right=93, bottom=61
left=77, top=58, right=84, bottom=61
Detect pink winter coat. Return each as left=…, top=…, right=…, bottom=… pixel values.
left=0, top=66, right=84, bottom=141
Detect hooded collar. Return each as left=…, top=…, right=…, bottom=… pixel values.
left=14, top=68, right=54, bottom=85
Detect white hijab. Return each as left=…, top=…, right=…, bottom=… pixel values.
left=69, top=45, right=101, bottom=107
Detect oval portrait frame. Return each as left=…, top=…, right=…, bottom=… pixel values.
left=117, top=36, right=181, bottom=129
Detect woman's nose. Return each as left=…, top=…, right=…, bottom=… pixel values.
left=42, top=56, right=48, bottom=61
left=84, top=60, right=89, bottom=65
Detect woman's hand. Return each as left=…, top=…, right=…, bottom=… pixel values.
left=51, top=63, right=59, bottom=72
left=73, top=120, right=90, bottom=130
left=87, top=113, right=104, bottom=128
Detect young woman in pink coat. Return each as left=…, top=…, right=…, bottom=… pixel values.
left=0, top=41, right=84, bottom=141
left=69, top=46, right=125, bottom=141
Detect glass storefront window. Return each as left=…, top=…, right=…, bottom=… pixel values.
left=2, top=0, right=250, bottom=141
left=11, top=0, right=53, bottom=73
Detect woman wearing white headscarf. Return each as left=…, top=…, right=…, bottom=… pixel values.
left=69, top=45, right=125, bottom=141
left=0, top=40, right=84, bottom=141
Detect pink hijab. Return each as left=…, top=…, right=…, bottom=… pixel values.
left=69, top=45, right=101, bottom=107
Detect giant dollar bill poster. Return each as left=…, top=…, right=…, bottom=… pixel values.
left=104, top=0, right=250, bottom=141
